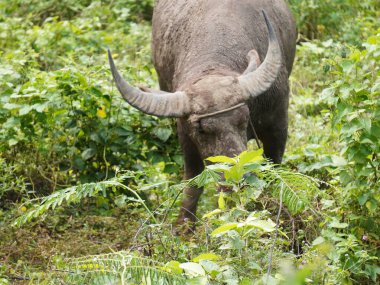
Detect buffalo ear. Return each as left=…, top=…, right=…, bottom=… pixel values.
left=243, top=49, right=261, bottom=75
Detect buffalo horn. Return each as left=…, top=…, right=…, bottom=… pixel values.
left=238, top=11, right=282, bottom=99
left=108, top=50, right=191, bottom=117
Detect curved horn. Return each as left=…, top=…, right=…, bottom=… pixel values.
left=108, top=50, right=191, bottom=117
left=238, top=11, right=282, bottom=99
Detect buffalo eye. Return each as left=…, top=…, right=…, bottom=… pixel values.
left=191, top=117, right=215, bottom=134
left=236, top=113, right=249, bottom=129
left=239, top=119, right=248, bottom=130
left=197, top=120, right=206, bottom=134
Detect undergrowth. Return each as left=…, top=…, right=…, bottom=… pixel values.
left=1, top=0, right=379, bottom=284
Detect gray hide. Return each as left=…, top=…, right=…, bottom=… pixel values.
left=109, top=0, right=296, bottom=225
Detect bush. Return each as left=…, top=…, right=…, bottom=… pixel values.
left=1, top=1, right=380, bottom=284
left=288, top=0, right=380, bottom=43
left=0, top=0, right=178, bottom=196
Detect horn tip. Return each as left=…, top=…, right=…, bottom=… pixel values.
left=261, top=10, right=268, bottom=21
left=261, top=10, right=269, bottom=28
left=261, top=10, right=275, bottom=40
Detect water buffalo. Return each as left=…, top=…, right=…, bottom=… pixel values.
left=108, top=0, right=296, bottom=225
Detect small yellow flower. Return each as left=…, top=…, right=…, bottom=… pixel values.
left=97, top=106, right=106, bottom=118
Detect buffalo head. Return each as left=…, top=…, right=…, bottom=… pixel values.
left=108, top=12, right=281, bottom=161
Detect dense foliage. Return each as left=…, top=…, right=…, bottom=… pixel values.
left=0, top=0, right=379, bottom=284
left=289, top=0, right=379, bottom=42
left=0, top=0, right=179, bottom=197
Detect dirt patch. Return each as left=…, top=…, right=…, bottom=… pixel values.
left=0, top=207, right=141, bottom=281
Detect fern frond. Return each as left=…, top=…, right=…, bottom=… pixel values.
left=57, top=251, right=188, bottom=285
left=265, top=169, right=320, bottom=214
left=13, top=173, right=156, bottom=227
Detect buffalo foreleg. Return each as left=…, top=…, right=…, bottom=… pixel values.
left=176, top=119, right=205, bottom=226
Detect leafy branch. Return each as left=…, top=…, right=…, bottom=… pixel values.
left=13, top=172, right=157, bottom=227
left=54, top=251, right=189, bottom=285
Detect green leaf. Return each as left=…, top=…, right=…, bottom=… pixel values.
left=367, top=35, right=379, bottom=45
left=245, top=219, right=276, bottom=233
left=321, top=199, right=335, bottom=210
left=206, top=155, right=236, bottom=164
left=262, top=275, right=277, bottom=285
left=247, top=261, right=262, bottom=271
left=164, top=260, right=183, bottom=274
left=206, top=164, right=231, bottom=172
left=238, top=149, right=264, bottom=165
left=202, top=209, right=222, bottom=219
left=211, top=223, right=238, bottom=236
left=186, top=277, right=208, bottom=285
left=114, top=195, right=127, bottom=208
left=32, top=103, right=48, bottom=113
left=224, top=164, right=244, bottom=181
left=359, top=118, right=372, bottom=132
left=329, top=220, right=349, bottom=229
left=331, top=155, right=347, bottom=167
left=81, top=148, right=97, bottom=161
left=3, top=103, right=21, bottom=110
left=320, top=87, right=336, bottom=100
left=199, top=260, right=220, bottom=277
left=3, top=117, right=20, bottom=128
left=152, top=127, right=172, bottom=142
left=366, top=200, right=378, bottom=212
left=240, top=277, right=254, bottom=285
left=340, top=59, right=355, bottom=73
left=8, top=138, right=19, bottom=146
left=188, top=169, right=221, bottom=188
left=180, top=262, right=206, bottom=277
left=192, top=253, right=222, bottom=262
left=218, top=192, right=226, bottom=210
left=312, top=236, right=326, bottom=247
left=19, top=105, right=33, bottom=115
left=358, top=193, right=369, bottom=206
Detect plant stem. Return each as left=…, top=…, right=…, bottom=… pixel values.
left=266, top=183, right=283, bottom=283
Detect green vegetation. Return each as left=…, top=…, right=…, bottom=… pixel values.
left=0, top=0, right=379, bottom=284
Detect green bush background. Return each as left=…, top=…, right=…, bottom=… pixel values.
left=0, top=0, right=379, bottom=284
